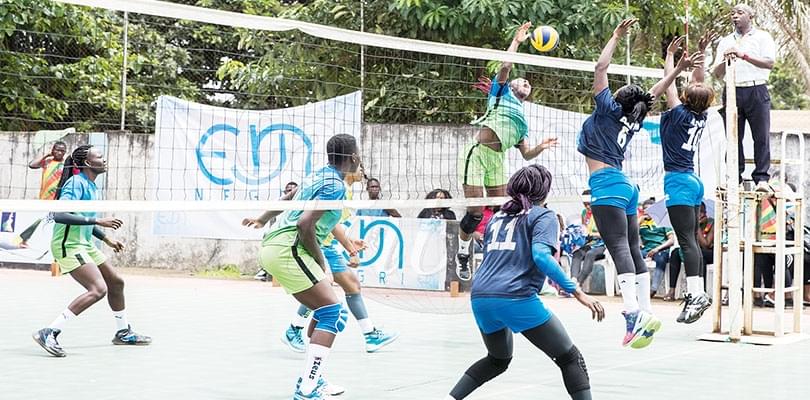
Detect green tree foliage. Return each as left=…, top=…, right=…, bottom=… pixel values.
left=1, top=0, right=807, bottom=132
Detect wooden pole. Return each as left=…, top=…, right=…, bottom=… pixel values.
left=724, top=58, right=743, bottom=341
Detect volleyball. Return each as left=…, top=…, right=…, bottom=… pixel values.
left=530, top=25, right=559, bottom=52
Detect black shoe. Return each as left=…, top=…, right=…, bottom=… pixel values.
left=676, top=294, right=691, bottom=323
left=254, top=269, right=269, bottom=282
left=112, top=325, right=152, bottom=345
left=32, top=328, right=66, bottom=357
left=456, top=254, right=471, bottom=281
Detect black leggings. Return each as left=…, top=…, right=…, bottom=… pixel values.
left=668, top=205, right=703, bottom=279
left=570, top=246, right=606, bottom=284
left=590, top=206, right=646, bottom=275
left=668, top=247, right=711, bottom=289
left=450, top=316, right=591, bottom=400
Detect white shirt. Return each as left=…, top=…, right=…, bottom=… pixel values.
left=715, top=28, right=776, bottom=84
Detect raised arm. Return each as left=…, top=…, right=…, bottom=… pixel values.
left=649, top=51, right=703, bottom=98
left=593, top=18, right=637, bottom=95
left=694, top=31, right=718, bottom=83
left=28, top=154, right=49, bottom=169
left=664, top=36, right=685, bottom=109
left=495, top=22, right=532, bottom=84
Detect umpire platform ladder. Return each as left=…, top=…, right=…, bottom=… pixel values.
left=701, top=130, right=806, bottom=345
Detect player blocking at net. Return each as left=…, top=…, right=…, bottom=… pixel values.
left=577, top=18, right=699, bottom=348
left=660, top=33, right=715, bottom=324
left=446, top=165, right=605, bottom=400
left=245, top=134, right=361, bottom=400
left=456, top=21, right=558, bottom=281
left=33, top=145, right=151, bottom=358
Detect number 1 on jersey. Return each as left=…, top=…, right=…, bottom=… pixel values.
left=488, top=218, right=517, bottom=251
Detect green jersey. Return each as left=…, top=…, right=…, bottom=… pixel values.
left=51, top=173, right=98, bottom=257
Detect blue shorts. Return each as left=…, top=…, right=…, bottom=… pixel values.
left=322, top=245, right=348, bottom=274
left=471, top=296, right=552, bottom=334
left=664, top=172, right=704, bottom=207
left=589, top=167, right=639, bottom=216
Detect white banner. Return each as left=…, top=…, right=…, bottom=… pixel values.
left=152, top=92, right=362, bottom=239
left=0, top=212, right=54, bottom=264
left=344, top=216, right=448, bottom=291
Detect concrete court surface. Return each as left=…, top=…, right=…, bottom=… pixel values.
left=1, top=268, right=809, bottom=400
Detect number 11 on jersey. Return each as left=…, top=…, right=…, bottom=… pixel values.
left=488, top=218, right=517, bottom=251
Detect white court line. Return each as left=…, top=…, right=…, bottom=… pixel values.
left=476, top=345, right=708, bottom=399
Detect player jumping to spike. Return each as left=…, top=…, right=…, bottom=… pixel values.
left=456, top=21, right=558, bottom=281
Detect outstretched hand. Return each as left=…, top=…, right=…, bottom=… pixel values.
left=613, top=18, right=637, bottom=38
left=678, top=51, right=704, bottom=70
left=667, top=36, right=684, bottom=55
left=472, top=76, right=492, bottom=95
left=104, top=238, right=125, bottom=253
left=513, top=22, right=533, bottom=43
left=539, top=137, right=559, bottom=150
left=698, top=30, right=720, bottom=52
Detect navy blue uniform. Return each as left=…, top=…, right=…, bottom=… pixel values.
left=471, top=207, right=576, bottom=334
left=577, top=88, right=642, bottom=215
left=660, top=104, right=707, bottom=207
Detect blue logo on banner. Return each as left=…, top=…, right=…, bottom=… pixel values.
left=195, top=123, right=313, bottom=186
left=342, top=218, right=404, bottom=270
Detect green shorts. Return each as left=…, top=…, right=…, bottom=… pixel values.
left=52, top=244, right=107, bottom=275
left=260, top=237, right=326, bottom=295
left=458, top=141, right=507, bottom=187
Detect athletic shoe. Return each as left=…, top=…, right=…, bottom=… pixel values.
left=292, top=377, right=328, bottom=400
left=112, top=325, right=152, bottom=345
left=254, top=269, right=269, bottom=281
left=32, top=328, right=66, bottom=357
left=676, top=294, right=691, bottom=323
left=621, top=310, right=657, bottom=348
left=282, top=325, right=306, bottom=353
left=681, top=293, right=712, bottom=324
left=630, top=314, right=662, bottom=349
left=755, top=181, right=773, bottom=193
left=456, top=254, right=471, bottom=281
left=323, top=377, right=345, bottom=396
left=364, top=328, right=399, bottom=353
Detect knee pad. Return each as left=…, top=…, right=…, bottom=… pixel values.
left=553, top=345, right=590, bottom=394
left=466, top=355, right=512, bottom=383
left=312, top=303, right=348, bottom=334
left=460, top=212, right=483, bottom=235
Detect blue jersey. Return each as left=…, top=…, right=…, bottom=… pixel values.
left=660, top=104, right=707, bottom=173
left=52, top=173, right=98, bottom=246
left=471, top=206, right=559, bottom=298
left=356, top=209, right=390, bottom=217
left=577, top=88, right=642, bottom=169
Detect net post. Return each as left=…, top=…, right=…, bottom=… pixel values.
left=724, top=57, right=743, bottom=341
left=710, top=189, right=724, bottom=333
left=50, top=261, right=60, bottom=277
left=742, top=195, right=756, bottom=335
left=120, top=11, right=129, bottom=131
left=774, top=196, right=787, bottom=336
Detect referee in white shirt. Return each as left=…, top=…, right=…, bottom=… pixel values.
left=712, top=3, right=776, bottom=190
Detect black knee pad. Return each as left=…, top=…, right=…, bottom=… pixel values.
left=553, top=345, right=590, bottom=394
left=460, top=212, right=483, bottom=235
left=466, top=355, right=512, bottom=383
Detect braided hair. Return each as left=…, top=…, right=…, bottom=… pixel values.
left=614, top=84, right=654, bottom=125
left=326, top=134, right=358, bottom=168
left=54, top=144, right=92, bottom=200
left=501, top=164, right=553, bottom=214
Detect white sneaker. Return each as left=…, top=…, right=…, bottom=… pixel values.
left=755, top=181, right=773, bottom=193
left=324, top=379, right=345, bottom=396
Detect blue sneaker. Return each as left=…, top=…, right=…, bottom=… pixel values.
left=112, top=325, right=152, bottom=345
left=364, top=328, right=399, bottom=353
left=282, top=325, right=306, bottom=353
left=292, top=377, right=328, bottom=399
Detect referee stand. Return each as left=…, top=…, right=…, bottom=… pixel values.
left=700, top=58, right=806, bottom=345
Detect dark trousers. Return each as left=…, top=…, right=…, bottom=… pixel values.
left=721, top=84, right=771, bottom=183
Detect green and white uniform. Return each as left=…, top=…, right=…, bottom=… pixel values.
left=459, top=76, right=529, bottom=187
left=50, top=173, right=106, bottom=274
left=260, top=165, right=347, bottom=294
